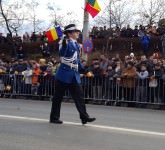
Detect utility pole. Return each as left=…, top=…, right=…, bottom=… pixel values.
left=82, top=0, right=89, bottom=61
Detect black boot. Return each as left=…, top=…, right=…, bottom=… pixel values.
left=81, top=117, right=96, bottom=125
left=49, top=119, right=63, bottom=124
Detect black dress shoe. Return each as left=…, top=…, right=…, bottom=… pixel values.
left=49, top=119, right=63, bottom=124
left=81, top=117, right=96, bottom=125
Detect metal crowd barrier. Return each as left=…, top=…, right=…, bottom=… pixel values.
left=0, top=74, right=165, bottom=105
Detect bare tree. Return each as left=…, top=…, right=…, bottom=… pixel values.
left=47, top=2, right=79, bottom=28
left=0, top=0, right=27, bottom=56
left=64, top=11, right=80, bottom=27
left=0, top=0, right=26, bottom=36
left=94, top=0, right=134, bottom=28
left=47, top=3, right=63, bottom=27
left=25, top=0, right=43, bottom=32
left=137, top=0, right=165, bottom=25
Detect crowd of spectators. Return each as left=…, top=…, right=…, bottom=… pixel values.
left=23, top=31, right=47, bottom=42
left=0, top=24, right=164, bottom=44
left=0, top=57, right=60, bottom=97
left=0, top=52, right=165, bottom=103
left=90, top=25, right=165, bottom=39
left=79, top=53, right=165, bottom=103
left=1, top=24, right=165, bottom=59
left=0, top=31, right=47, bottom=44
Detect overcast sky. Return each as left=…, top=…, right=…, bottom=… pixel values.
left=1, top=0, right=144, bottom=34
left=34, top=0, right=109, bottom=30
left=0, top=0, right=109, bottom=34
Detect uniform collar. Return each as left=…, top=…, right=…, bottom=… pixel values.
left=69, top=38, right=77, bottom=43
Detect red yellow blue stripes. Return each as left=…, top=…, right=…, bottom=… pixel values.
left=46, top=26, right=63, bottom=42
left=85, top=0, right=101, bottom=18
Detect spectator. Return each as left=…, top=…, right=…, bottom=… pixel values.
left=120, top=27, right=127, bottom=37
left=14, top=59, right=27, bottom=74
left=0, top=33, right=5, bottom=43
left=42, top=31, right=47, bottom=42
left=22, top=66, right=32, bottom=94
left=106, top=64, right=115, bottom=77
left=16, top=46, right=25, bottom=60
left=115, top=60, right=123, bottom=76
left=125, top=25, right=133, bottom=37
left=106, top=28, right=113, bottom=38
left=122, top=61, right=137, bottom=101
left=38, top=58, right=48, bottom=96
left=102, top=26, right=108, bottom=38
left=133, top=25, right=139, bottom=37
left=40, top=43, right=50, bottom=58
left=97, top=27, right=105, bottom=38
left=141, top=32, right=150, bottom=57
left=31, top=63, right=41, bottom=95
left=90, top=26, right=99, bottom=39
left=161, top=33, right=165, bottom=57
left=23, top=32, right=30, bottom=42
left=44, top=62, right=55, bottom=96
left=100, top=54, right=109, bottom=73
left=79, top=60, right=89, bottom=76
left=136, top=55, right=153, bottom=74
left=114, top=27, right=121, bottom=38
left=149, top=63, right=163, bottom=103
left=105, top=64, right=116, bottom=100
left=136, top=64, right=149, bottom=102
left=0, top=62, right=6, bottom=73
left=138, top=25, right=145, bottom=37
left=45, top=62, right=55, bottom=76
left=79, top=60, right=91, bottom=101
left=30, top=32, right=37, bottom=42
left=90, top=58, right=99, bottom=71
left=157, top=26, right=165, bottom=35
left=91, top=62, right=103, bottom=99
left=39, top=58, right=47, bottom=74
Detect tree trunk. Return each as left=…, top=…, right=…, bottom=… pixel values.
left=0, top=0, right=17, bottom=57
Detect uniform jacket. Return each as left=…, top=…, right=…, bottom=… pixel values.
left=55, top=39, right=83, bottom=84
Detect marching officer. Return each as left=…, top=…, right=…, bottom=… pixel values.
left=50, top=24, right=96, bottom=125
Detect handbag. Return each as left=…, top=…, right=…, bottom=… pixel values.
left=149, top=79, right=158, bottom=87
left=149, top=71, right=158, bottom=87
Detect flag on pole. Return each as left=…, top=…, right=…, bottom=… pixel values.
left=85, top=0, right=101, bottom=18
left=46, top=26, right=63, bottom=42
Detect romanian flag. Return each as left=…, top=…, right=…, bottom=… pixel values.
left=85, top=0, right=101, bottom=18
left=46, top=26, right=63, bottom=42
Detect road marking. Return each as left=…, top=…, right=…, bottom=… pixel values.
left=0, top=114, right=165, bottom=137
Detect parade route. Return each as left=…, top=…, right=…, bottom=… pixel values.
left=0, top=99, right=165, bottom=150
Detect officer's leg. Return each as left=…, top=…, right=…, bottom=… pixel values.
left=50, top=80, right=67, bottom=121
left=69, top=83, right=89, bottom=120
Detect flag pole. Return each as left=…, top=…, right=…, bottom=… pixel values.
left=82, top=0, right=89, bottom=61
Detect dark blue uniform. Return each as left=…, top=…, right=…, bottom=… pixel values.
left=50, top=38, right=89, bottom=122
left=55, top=39, right=83, bottom=83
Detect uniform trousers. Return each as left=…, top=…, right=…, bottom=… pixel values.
left=50, top=79, right=89, bottom=121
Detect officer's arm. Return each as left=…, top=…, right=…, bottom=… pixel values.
left=59, top=45, right=68, bottom=56
left=59, top=39, right=69, bottom=56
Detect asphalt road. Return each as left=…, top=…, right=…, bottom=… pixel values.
left=0, top=98, right=165, bottom=150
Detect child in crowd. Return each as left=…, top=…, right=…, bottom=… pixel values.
left=136, top=64, right=149, bottom=102
left=105, top=64, right=116, bottom=100
left=22, top=66, right=32, bottom=94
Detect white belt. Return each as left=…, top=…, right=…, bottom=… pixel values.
left=61, top=51, right=78, bottom=70
left=61, top=61, right=78, bottom=70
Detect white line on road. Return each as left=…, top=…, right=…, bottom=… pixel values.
left=0, top=114, right=165, bottom=137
